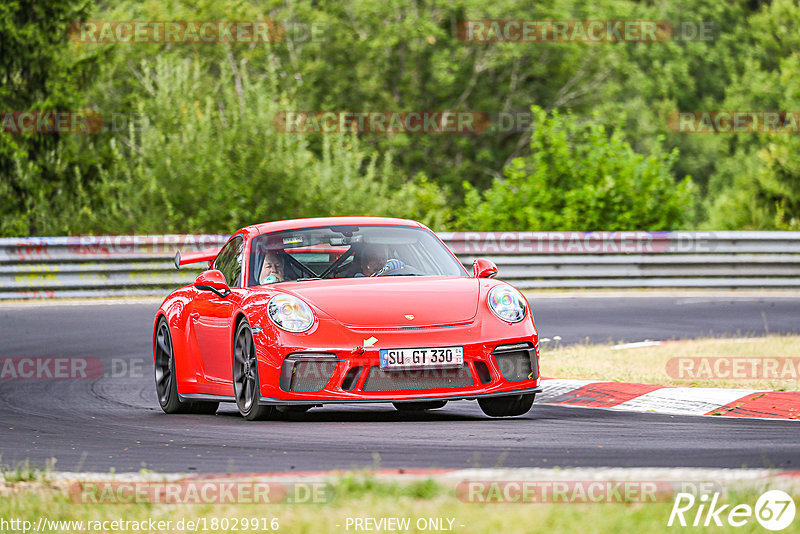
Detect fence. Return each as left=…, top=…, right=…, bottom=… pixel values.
left=0, top=231, right=798, bottom=299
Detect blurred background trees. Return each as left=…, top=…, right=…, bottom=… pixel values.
left=458, top=107, right=698, bottom=230
left=2, top=0, right=798, bottom=234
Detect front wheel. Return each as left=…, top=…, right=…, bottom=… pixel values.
left=478, top=394, right=534, bottom=417
left=233, top=319, right=275, bottom=421
left=393, top=400, right=448, bottom=412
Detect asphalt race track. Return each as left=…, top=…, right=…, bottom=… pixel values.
left=1, top=295, right=799, bottom=474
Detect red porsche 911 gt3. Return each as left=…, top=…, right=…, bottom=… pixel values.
left=153, top=217, right=541, bottom=419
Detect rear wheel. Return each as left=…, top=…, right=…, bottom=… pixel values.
left=393, top=400, right=448, bottom=412
left=233, top=319, right=275, bottom=421
left=478, top=394, right=534, bottom=417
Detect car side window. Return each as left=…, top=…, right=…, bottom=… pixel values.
left=214, top=236, right=244, bottom=288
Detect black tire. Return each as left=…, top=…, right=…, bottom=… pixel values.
left=478, top=394, right=534, bottom=417
left=154, top=318, right=194, bottom=414
left=233, top=319, right=275, bottom=421
left=393, top=400, right=448, bottom=412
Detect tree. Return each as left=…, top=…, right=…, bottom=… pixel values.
left=456, top=106, right=697, bottom=230
left=0, top=0, right=98, bottom=235
left=79, top=57, right=453, bottom=234
left=704, top=0, right=800, bottom=229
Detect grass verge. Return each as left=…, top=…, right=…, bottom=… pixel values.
left=542, top=335, right=800, bottom=390
left=1, top=474, right=797, bottom=534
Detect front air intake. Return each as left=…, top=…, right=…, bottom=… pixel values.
left=362, top=365, right=474, bottom=391
left=473, top=360, right=492, bottom=385
left=341, top=366, right=363, bottom=391
left=280, top=354, right=339, bottom=392
left=492, top=343, right=538, bottom=382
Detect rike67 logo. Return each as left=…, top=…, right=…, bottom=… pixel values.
left=668, top=490, right=796, bottom=531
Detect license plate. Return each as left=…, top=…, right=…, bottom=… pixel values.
left=379, top=346, right=464, bottom=370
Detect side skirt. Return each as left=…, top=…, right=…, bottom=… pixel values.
left=258, top=386, right=543, bottom=406
left=179, top=393, right=236, bottom=403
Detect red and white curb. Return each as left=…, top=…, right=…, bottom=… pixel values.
left=538, top=379, right=800, bottom=420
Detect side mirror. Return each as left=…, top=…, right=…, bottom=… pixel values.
left=473, top=258, right=498, bottom=279
left=194, top=269, right=231, bottom=298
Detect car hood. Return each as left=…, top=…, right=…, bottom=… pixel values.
left=285, top=276, right=479, bottom=328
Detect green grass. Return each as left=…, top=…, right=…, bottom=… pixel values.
left=0, top=458, right=55, bottom=483
left=1, top=475, right=796, bottom=533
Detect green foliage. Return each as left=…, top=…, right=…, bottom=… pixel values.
left=0, top=0, right=99, bottom=235
left=0, top=458, right=54, bottom=483
left=703, top=0, right=800, bottom=229
left=62, top=56, right=452, bottom=234
left=756, top=140, right=800, bottom=230
left=2, top=0, right=798, bottom=235
left=332, top=475, right=443, bottom=500
left=458, top=107, right=697, bottom=230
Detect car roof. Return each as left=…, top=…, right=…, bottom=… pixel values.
left=243, top=216, right=426, bottom=236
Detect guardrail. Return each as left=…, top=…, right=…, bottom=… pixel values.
left=441, top=231, right=800, bottom=289
left=0, top=235, right=227, bottom=300
left=0, top=231, right=798, bottom=299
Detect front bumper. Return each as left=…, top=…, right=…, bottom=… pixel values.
left=259, top=386, right=542, bottom=405
left=255, top=332, right=541, bottom=405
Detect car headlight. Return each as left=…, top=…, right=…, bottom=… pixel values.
left=267, top=295, right=315, bottom=333
left=487, top=285, right=527, bottom=323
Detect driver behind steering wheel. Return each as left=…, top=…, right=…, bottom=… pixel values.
left=357, top=244, right=404, bottom=277
left=258, top=252, right=285, bottom=284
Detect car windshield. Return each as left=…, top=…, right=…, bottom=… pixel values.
left=248, top=224, right=467, bottom=286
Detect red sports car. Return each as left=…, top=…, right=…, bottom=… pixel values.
left=153, top=217, right=541, bottom=419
